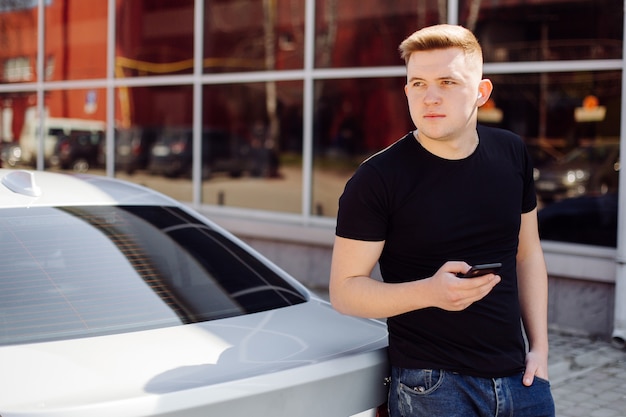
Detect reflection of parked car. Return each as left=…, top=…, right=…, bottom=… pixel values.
left=525, top=143, right=561, bottom=169
left=538, top=193, right=617, bottom=247
left=115, top=126, right=158, bottom=174
left=55, top=129, right=105, bottom=172
left=0, top=169, right=388, bottom=416
left=534, top=141, right=620, bottom=202
left=148, top=128, right=252, bottom=178
left=19, top=117, right=105, bottom=167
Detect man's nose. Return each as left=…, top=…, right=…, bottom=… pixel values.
left=423, top=88, right=441, bottom=104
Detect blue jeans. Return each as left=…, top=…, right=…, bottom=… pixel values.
left=388, top=367, right=555, bottom=417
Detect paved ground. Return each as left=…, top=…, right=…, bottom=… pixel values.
left=549, top=330, right=626, bottom=417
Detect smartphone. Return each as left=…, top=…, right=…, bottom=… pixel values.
left=457, top=262, right=502, bottom=278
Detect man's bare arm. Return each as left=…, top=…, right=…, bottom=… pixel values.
left=329, top=236, right=501, bottom=319
left=517, top=208, right=550, bottom=384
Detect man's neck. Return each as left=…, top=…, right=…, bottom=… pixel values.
left=413, top=130, right=480, bottom=160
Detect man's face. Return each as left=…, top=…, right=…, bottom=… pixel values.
left=404, top=47, right=484, bottom=143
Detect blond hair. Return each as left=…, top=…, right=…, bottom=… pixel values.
left=399, top=24, right=483, bottom=70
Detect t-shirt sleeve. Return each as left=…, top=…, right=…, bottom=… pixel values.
left=335, top=163, right=388, bottom=241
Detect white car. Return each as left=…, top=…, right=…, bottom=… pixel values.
left=0, top=169, right=389, bottom=417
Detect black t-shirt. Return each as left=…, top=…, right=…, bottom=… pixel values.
left=336, top=125, right=537, bottom=378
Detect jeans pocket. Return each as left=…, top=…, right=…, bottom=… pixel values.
left=393, top=369, right=447, bottom=417
left=533, top=376, right=551, bottom=386
left=397, top=368, right=445, bottom=396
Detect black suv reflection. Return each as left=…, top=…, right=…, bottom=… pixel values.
left=539, top=193, right=617, bottom=247
left=115, top=127, right=158, bottom=175
left=148, top=128, right=254, bottom=178
left=55, top=129, right=105, bottom=172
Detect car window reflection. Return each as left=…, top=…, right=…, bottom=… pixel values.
left=0, top=206, right=306, bottom=345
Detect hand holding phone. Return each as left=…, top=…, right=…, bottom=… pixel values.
left=457, top=262, right=502, bottom=278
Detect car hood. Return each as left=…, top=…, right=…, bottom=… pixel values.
left=538, top=160, right=589, bottom=176
left=0, top=298, right=388, bottom=416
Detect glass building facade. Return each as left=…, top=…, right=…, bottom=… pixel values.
left=0, top=0, right=623, bottom=247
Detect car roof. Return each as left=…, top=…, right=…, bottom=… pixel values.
left=0, top=169, right=176, bottom=208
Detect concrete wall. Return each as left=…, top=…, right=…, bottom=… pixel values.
left=244, top=236, right=337, bottom=291
left=548, top=276, right=615, bottom=337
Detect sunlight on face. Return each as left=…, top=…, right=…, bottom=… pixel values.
left=404, top=47, right=489, bottom=146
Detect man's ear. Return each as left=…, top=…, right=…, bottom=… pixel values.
left=477, top=79, right=494, bottom=105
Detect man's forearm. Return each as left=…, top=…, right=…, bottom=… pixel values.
left=517, top=254, right=549, bottom=353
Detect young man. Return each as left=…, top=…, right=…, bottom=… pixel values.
left=330, top=24, right=555, bottom=416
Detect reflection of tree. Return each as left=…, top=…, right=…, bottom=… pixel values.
left=437, top=0, right=447, bottom=24
left=465, top=0, right=482, bottom=32
left=316, top=0, right=337, bottom=69
left=313, top=0, right=337, bottom=150
left=263, top=0, right=279, bottom=149
left=417, top=0, right=447, bottom=28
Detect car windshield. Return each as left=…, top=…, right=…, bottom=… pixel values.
left=160, top=130, right=190, bottom=144
left=0, top=206, right=306, bottom=345
left=561, top=144, right=618, bottom=164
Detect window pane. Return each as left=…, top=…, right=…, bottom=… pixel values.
left=203, top=0, right=305, bottom=73
left=461, top=0, right=623, bottom=62
left=201, top=82, right=303, bottom=213
left=45, top=0, right=108, bottom=80
left=116, top=0, right=194, bottom=77
left=312, top=77, right=412, bottom=217
left=315, top=0, right=444, bottom=68
left=480, top=71, right=621, bottom=246
left=114, top=85, right=194, bottom=202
